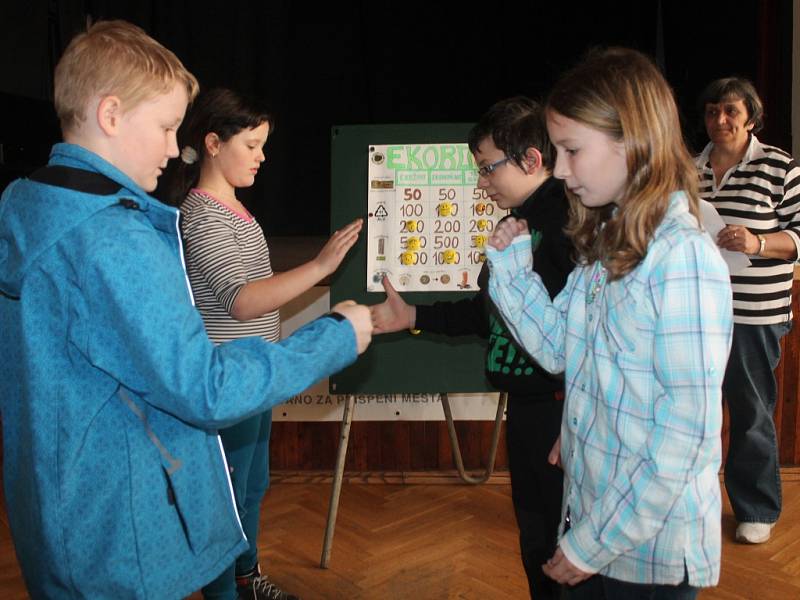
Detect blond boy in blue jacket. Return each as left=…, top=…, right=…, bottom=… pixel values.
left=0, top=20, right=371, bottom=599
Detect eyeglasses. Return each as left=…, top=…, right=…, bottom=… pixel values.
left=477, top=157, right=512, bottom=178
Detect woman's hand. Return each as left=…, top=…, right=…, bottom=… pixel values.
left=316, top=218, right=363, bottom=275
left=717, top=225, right=758, bottom=255
left=370, top=277, right=416, bottom=334
left=487, top=217, right=528, bottom=251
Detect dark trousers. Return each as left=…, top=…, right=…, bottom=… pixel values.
left=203, top=410, right=273, bottom=600
left=506, top=393, right=564, bottom=600
left=566, top=571, right=697, bottom=600
left=723, top=322, right=791, bottom=523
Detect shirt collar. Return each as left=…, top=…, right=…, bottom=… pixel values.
left=697, top=134, right=764, bottom=168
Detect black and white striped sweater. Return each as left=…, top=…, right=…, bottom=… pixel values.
left=696, top=135, right=800, bottom=325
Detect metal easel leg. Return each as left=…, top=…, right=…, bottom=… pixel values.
left=441, top=391, right=508, bottom=485
left=320, top=394, right=355, bottom=568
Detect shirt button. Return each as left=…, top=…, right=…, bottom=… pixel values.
left=588, top=314, right=593, bottom=322
left=572, top=417, right=577, bottom=425
left=581, top=384, right=586, bottom=391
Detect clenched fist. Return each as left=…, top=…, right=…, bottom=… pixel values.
left=332, top=300, right=373, bottom=354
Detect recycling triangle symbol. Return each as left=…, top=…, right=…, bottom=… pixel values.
left=374, top=205, right=388, bottom=218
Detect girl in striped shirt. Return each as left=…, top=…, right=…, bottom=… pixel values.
left=168, top=88, right=361, bottom=600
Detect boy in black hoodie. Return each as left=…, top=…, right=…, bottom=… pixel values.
left=370, top=96, right=574, bottom=599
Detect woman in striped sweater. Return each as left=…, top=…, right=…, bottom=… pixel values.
left=696, top=77, right=800, bottom=545
left=168, top=88, right=361, bottom=600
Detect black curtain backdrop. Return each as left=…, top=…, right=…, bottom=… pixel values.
left=0, top=0, right=792, bottom=235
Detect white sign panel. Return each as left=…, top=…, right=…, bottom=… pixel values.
left=365, top=143, right=508, bottom=292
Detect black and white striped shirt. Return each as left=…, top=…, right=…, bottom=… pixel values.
left=180, top=189, right=280, bottom=343
left=696, top=135, right=800, bottom=325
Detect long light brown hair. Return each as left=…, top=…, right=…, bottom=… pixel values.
left=546, top=48, right=700, bottom=280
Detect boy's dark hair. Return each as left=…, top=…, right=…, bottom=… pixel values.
left=163, top=88, right=273, bottom=205
left=697, top=77, right=764, bottom=134
left=467, top=96, right=554, bottom=170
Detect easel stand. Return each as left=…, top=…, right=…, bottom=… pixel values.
left=319, top=391, right=508, bottom=568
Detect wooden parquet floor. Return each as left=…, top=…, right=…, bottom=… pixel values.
left=1, top=471, right=799, bottom=599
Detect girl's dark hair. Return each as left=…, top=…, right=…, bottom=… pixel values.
left=163, top=87, right=273, bottom=205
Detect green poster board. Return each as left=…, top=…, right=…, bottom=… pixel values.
left=329, top=124, right=495, bottom=394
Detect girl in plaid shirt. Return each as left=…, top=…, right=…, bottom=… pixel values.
left=486, top=48, right=733, bottom=599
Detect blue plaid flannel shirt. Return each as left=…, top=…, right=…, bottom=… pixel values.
left=487, top=192, right=732, bottom=587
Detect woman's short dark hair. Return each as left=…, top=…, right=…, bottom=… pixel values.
left=698, top=77, right=764, bottom=133
left=467, top=96, right=555, bottom=170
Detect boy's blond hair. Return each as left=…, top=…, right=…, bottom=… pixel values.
left=54, top=20, right=199, bottom=134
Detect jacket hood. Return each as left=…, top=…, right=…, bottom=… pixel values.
left=0, top=143, right=178, bottom=297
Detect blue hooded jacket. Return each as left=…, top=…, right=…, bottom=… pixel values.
left=0, top=143, right=357, bottom=599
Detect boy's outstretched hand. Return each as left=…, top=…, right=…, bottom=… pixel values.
left=487, top=217, right=528, bottom=251
left=332, top=300, right=373, bottom=354
left=316, top=218, right=363, bottom=276
left=370, top=277, right=416, bottom=334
